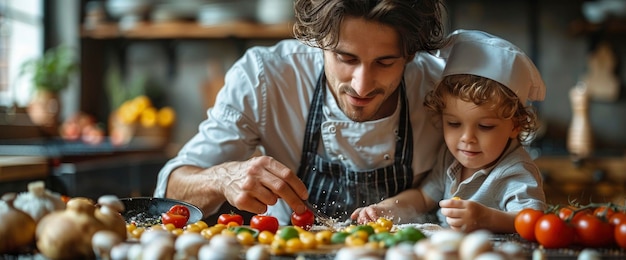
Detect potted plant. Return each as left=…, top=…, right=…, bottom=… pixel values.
left=19, top=45, right=78, bottom=134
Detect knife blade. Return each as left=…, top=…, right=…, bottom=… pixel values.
left=302, top=200, right=336, bottom=229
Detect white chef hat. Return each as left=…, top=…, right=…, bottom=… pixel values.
left=440, top=29, right=546, bottom=104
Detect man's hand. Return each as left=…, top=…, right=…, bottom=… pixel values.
left=220, top=156, right=310, bottom=214
left=166, top=156, right=309, bottom=217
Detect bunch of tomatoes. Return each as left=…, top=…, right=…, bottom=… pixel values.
left=514, top=203, right=626, bottom=249
left=217, top=208, right=315, bottom=233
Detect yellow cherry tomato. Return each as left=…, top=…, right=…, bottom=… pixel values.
left=345, top=235, right=367, bottom=247
left=194, top=220, right=209, bottom=229
left=257, top=230, right=275, bottom=245
left=315, top=230, right=333, bottom=245
left=237, top=231, right=255, bottom=246
left=299, top=231, right=317, bottom=250
left=285, top=238, right=303, bottom=254
left=270, top=239, right=287, bottom=255
left=171, top=228, right=184, bottom=236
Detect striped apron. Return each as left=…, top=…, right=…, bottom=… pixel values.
left=297, top=72, right=414, bottom=221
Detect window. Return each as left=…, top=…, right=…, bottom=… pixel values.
left=0, top=0, right=43, bottom=107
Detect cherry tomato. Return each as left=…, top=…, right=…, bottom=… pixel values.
left=168, top=205, right=190, bottom=218
left=558, top=206, right=588, bottom=222
left=161, top=212, right=188, bottom=229
left=514, top=208, right=544, bottom=242
left=573, top=213, right=615, bottom=247
left=291, top=209, right=315, bottom=231
left=161, top=204, right=191, bottom=229
left=250, top=215, right=279, bottom=234
left=615, top=222, right=626, bottom=249
left=535, top=213, right=575, bottom=248
left=610, top=212, right=626, bottom=226
left=594, top=206, right=616, bottom=220
left=218, top=212, right=244, bottom=226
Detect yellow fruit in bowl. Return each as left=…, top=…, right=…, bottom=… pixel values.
left=132, top=95, right=152, bottom=113
left=140, top=107, right=158, bottom=128
left=118, top=101, right=139, bottom=124
left=157, top=106, right=176, bottom=127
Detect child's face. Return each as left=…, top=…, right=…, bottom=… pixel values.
left=442, top=94, right=520, bottom=172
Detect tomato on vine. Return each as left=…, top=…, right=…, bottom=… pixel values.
left=573, top=213, right=615, bottom=247
left=594, top=206, right=616, bottom=220
left=615, top=222, right=626, bottom=249
left=610, top=212, right=626, bottom=226
left=534, top=213, right=575, bottom=248
left=514, top=208, right=544, bottom=242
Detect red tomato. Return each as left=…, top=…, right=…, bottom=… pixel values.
left=514, top=208, right=544, bottom=242
left=594, top=206, right=616, bottom=220
left=610, top=212, right=626, bottom=226
left=291, top=209, right=315, bottom=231
left=558, top=206, right=575, bottom=220
left=558, top=206, right=588, bottom=222
left=535, top=213, right=575, bottom=248
left=168, top=205, right=190, bottom=218
left=162, top=212, right=188, bottom=228
left=250, top=215, right=279, bottom=234
left=218, top=213, right=244, bottom=226
left=615, top=222, right=626, bottom=249
left=573, top=213, right=615, bottom=247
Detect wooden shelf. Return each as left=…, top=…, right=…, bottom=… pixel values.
left=80, top=21, right=295, bottom=40
left=569, top=18, right=626, bottom=36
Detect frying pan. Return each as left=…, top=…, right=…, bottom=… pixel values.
left=119, top=197, right=203, bottom=226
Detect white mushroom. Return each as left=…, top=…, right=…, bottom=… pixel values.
left=36, top=197, right=106, bottom=259
left=198, top=234, right=241, bottom=260
left=92, top=230, right=124, bottom=260
left=98, top=195, right=125, bottom=212
left=413, top=239, right=433, bottom=258
left=495, top=242, right=524, bottom=260
left=429, top=229, right=464, bottom=253
left=14, top=180, right=65, bottom=222
left=459, top=230, right=493, bottom=260
left=142, top=236, right=175, bottom=260
left=175, top=232, right=207, bottom=259
left=577, top=249, right=601, bottom=260
left=95, top=195, right=127, bottom=239
left=0, top=193, right=37, bottom=253
left=334, top=246, right=382, bottom=260
left=245, top=244, right=270, bottom=260
left=127, top=243, right=144, bottom=260
left=140, top=229, right=175, bottom=245
left=385, top=243, right=417, bottom=260
left=110, top=242, right=133, bottom=260
left=474, top=252, right=505, bottom=260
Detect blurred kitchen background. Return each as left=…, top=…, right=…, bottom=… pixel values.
left=1, top=0, right=625, bottom=208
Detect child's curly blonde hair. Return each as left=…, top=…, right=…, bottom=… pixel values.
left=424, top=74, right=539, bottom=144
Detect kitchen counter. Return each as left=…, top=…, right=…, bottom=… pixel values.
left=0, top=137, right=171, bottom=200
left=3, top=233, right=626, bottom=259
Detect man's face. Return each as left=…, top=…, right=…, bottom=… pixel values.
left=323, top=16, right=410, bottom=122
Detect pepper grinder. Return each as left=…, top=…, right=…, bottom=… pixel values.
left=567, top=82, right=594, bottom=162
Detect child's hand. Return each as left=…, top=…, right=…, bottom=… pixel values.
left=439, top=198, right=489, bottom=232
left=350, top=204, right=391, bottom=224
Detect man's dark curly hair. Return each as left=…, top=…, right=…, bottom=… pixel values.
left=293, top=0, right=448, bottom=57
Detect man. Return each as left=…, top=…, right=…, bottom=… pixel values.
left=154, top=0, right=447, bottom=225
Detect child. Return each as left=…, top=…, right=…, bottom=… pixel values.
left=350, top=30, right=547, bottom=233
